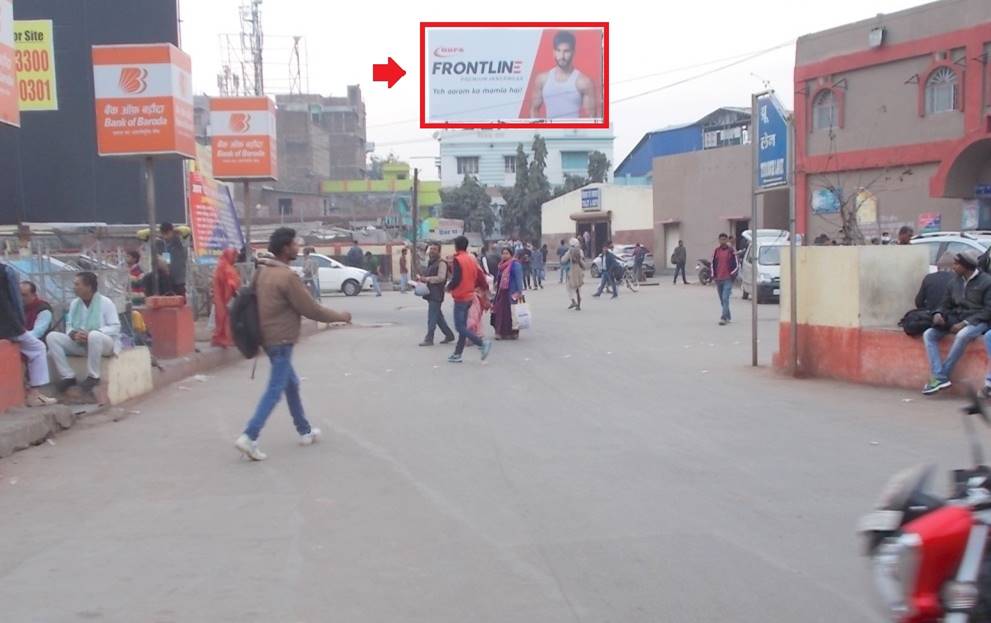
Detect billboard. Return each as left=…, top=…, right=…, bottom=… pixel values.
left=91, top=43, right=194, bottom=158
left=14, top=19, right=57, bottom=111
left=188, top=170, right=244, bottom=258
left=0, top=0, right=17, bottom=127
left=421, top=22, right=607, bottom=129
left=209, top=96, right=277, bottom=180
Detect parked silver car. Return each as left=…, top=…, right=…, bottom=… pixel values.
left=590, top=245, right=655, bottom=278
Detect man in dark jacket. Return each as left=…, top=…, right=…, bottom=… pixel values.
left=922, top=250, right=991, bottom=395
left=915, top=251, right=955, bottom=311
left=593, top=241, right=620, bottom=299
left=419, top=243, right=455, bottom=346
left=672, top=240, right=688, bottom=285
left=0, top=263, right=55, bottom=406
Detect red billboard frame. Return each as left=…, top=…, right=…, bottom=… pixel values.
left=420, top=21, right=609, bottom=130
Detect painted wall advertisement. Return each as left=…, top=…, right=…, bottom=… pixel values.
left=14, top=19, right=57, bottom=111
left=0, top=0, right=18, bottom=127
left=855, top=189, right=877, bottom=225
left=91, top=43, right=194, bottom=157
left=918, top=211, right=942, bottom=234
left=188, top=170, right=244, bottom=258
left=811, top=188, right=840, bottom=215
left=209, top=96, right=277, bottom=180
left=422, top=24, right=605, bottom=127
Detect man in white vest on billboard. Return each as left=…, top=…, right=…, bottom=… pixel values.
left=529, top=31, right=597, bottom=120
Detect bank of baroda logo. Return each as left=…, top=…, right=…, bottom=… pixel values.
left=118, top=67, right=149, bottom=94
left=228, top=113, right=250, bottom=133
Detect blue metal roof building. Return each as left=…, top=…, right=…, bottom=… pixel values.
left=614, top=107, right=751, bottom=178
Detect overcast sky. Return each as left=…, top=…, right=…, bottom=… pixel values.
left=179, top=0, right=927, bottom=180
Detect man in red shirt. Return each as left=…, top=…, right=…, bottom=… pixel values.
left=446, top=236, right=493, bottom=364
left=711, top=233, right=739, bottom=325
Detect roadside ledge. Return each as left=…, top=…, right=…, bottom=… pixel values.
left=0, top=404, right=100, bottom=459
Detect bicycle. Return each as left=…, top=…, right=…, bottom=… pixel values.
left=613, top=265, right=639, bottom=293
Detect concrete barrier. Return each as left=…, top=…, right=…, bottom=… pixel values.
left=773, top=245, right=963, bottom=389
left=0, top=339, right=26, bottom=411
left=142, top=297, right=195, bottom=359
left=58, top=346, right=153, bottom=405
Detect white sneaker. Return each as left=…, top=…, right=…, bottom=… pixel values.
left=235, top=434, right=268, bottom=461
left=299, top=428, right=322, bottom=446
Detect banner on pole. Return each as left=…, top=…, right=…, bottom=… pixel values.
left=188, top=170, right=245, bottom=258
left=0, top=0, right=18, bottom=127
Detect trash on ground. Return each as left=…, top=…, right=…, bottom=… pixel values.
left=192, top=375, right=209, bottom=383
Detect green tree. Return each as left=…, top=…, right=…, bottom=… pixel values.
left=587, top=151, right=610, bottom=183
left=440, top=175, right=496, bottom=237
left=501, top=143, right=530, bottom=238
left=555, top=173, right=588, bottom=198
left=522, top=135, right=551, bottom=240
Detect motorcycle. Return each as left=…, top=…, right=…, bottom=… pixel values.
left=859, top=389, right=991, bottom=622
left=696, top=259, right=712, bottom=285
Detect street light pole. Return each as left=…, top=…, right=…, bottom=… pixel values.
left=411, top=167, right=420, bottom=280
left=750, top=92, right=760, bottom=367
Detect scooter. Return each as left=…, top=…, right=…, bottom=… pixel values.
left=859, top=388, right=991, bottom=622
left=695, top=259, right=712, bottom=285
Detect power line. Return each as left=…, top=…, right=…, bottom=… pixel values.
left=366, top=40, right=794, bottom=131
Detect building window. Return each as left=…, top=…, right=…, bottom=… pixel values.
left=456, top=156, right=479, bottom=176
left=278, top=198, right=293, bottom=216
left=925, top=66, right=959, bottom=115
left=561, top=151, right=589, bottom=172
left=812, top=90, right=837, bottom=130
left=504, top=155, right=516, bottom=174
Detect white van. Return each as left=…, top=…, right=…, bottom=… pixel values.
left=741, top=240, right=788, bottom=303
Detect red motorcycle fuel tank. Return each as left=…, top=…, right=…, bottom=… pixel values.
left=903, top=506, right=973, bottom=622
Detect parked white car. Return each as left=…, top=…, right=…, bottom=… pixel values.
left=741, top=240, right=788, bottom=303
left=909, top=231, right=991, bottom=271
left=290, top=253, right=371, bottom=297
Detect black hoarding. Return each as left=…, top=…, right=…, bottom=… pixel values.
left=0, top=0, right=185, bottom=225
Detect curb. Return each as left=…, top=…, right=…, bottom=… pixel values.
left=0, top=321, right=337, bottom=461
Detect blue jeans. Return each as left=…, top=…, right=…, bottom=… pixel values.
left=426, top=299, right=454, bottom=343
left=453, top=300, right=483, bottom=355
left=924, top=322, right=989, bottom=382
left=716, top=279, right=733, bottom=321
left=305, top=278, right=321, bottom=300
left=244, top=344, right=312, bottom=441
left=559, top=263, right=570, bottom=283
left=595, top=271, right=618, bottom=296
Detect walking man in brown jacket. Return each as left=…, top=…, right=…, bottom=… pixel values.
left=235, top=227, right=352, bottom=461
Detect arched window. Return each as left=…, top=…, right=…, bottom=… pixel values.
left=925, top=66, right=959, bottom=115
left=812, top=89, right=836, bottom=131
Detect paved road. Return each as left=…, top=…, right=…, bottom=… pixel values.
left=0, top=278, right=970, bottom=622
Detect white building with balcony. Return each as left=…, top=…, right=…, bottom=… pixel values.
left=435, top=128, right=615, bottom=189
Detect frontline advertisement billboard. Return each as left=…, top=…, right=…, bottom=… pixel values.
left=0, top=0, right=18, bottom=127
left=421, top=22, right=608, bottom=129
left=91, top=43, right=194, bottom=158
left=209, top=96, right=277, bottom=180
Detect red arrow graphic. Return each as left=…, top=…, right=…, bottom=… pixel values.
left=372, top=57, right=406, bottom=88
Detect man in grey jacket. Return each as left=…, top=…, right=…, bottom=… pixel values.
left=922, top=250, right=991, bottom=395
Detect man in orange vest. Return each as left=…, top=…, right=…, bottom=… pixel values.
left=446, top=236, right=493, bottom=364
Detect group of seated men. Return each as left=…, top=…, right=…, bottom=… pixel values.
left=918, top=250, right=991, bottom=396
left=0, top=264, right=120, bottom=406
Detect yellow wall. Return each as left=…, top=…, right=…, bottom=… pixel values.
left=781, top=245, right=930, bottom=328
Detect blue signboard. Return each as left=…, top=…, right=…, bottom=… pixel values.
left=756, top=93, right=789, bottom=190
left=581, top=187, right=601, bottom=211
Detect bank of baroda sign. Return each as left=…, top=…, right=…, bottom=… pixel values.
left=91, top=43, right=194, bottom=157
left=208, top=96, right=277, bottom=180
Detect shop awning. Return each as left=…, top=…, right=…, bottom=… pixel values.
left=570, top=210, right=612, bottom=222
left=655, top=219, right=680, bottom=225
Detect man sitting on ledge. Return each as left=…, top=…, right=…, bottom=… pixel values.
left=46, top=272, right=120, bottom=398
left=922, top=251, right=991, bottom=396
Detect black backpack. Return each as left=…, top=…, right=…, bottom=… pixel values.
left=980, top=248, right=991, bottom=274
left=899, top=309, right=933, bottom=337
left=229, top=274, right=262, bottom=359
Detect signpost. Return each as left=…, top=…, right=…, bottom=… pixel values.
left=208, top=96, right=278, bottom=254
left=92, top=43, right=195, bottom=294
left=0, top=0, right=19, bottom=127
left=751, top=91, right=793, bottom=370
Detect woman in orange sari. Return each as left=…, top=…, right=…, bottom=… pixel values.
left=211, top=247, right=241, bottom=347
